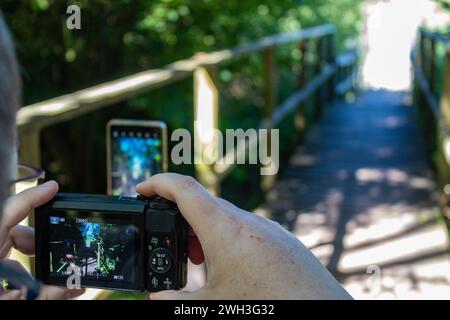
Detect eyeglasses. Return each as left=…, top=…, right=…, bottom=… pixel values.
left=10, top=163, right=45, bottom=192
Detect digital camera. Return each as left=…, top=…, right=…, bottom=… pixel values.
left=35, top=193, right=188, bottom=292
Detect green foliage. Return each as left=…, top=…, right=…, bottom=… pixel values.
left=2, top=0, right=363, bottom=205
left=0, top=279, right=8, bottom=291
left=3, top=0, right=362, bottom=103
left=434, top=0, right=450, bottom=11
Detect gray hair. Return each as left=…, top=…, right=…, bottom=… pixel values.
left=0, top=11, right=20, bottom=220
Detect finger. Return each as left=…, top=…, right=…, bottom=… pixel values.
left=0, top=289, right=22, bottom=300
left=0, top=225, right=35, bottom=258
left=39, top=285, right=85, bottom=300
left=63, top=288, right=85, bottom=300
left=189, top=233, right=204, bottom=265
left=1, top=181, right=58, bottom=230
left=0, top=237, right=12, bottom=259
left=149, top=289, right=202, bottom=300
left=0, top=258, right=29, bottom=274
left=136, top=174, right=222, bottom=240
left=10, top=225, right=35, bottom=255
left=0, top=181, right=58, bottom=248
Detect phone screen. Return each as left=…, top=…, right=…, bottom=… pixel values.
left=109, top=124, right=165, bottom=196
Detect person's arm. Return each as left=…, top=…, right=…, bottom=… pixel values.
left=136, top=173, right=352, bottom=300
left=0, top=181, right=85, bottom=300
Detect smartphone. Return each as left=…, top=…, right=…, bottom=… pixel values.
left=107, top=119, right=168, bottom=196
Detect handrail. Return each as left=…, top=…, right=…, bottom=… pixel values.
left=336, top=49, right=358, bottom=68
left=420, top=28, right=450, bottom=45
left=17, top=24, right=335, bottom=132
left=411, top=48, right=440, bottom=119
left=17, top=63, right=196, bottom=130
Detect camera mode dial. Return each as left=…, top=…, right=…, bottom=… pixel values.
left=149, top=248, right=172, bottom=273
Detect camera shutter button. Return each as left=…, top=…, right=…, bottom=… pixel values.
left=148, top=197, right=176, bottom=210
left=150, top=248, right=172, bottom=273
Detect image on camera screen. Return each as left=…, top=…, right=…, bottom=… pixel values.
left=48, top=213, right=137, bottom=284
left=111, top=129, right=162, bottom=196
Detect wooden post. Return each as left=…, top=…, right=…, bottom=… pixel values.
left=261, top=46, right=278, bottom=192
left=423, top=36, right=437, bottom=149
left=18, top=129, right=42, bottom=168
left=15, top=128, right=41, bottom=274
left=262, top=46, right=277, bottom=118
left=419, top=31, right=426, bottom=70
left=437, top=45, right=450, bottom=189
left=295, top=40, right=308, bottom=134
left=326, top=33, right=336, bottom=103
left=315, top=37, right=324, bottom=119
left=194, top=65, right=220, bottom=196
left=416, top=31, right=427, bottom=117
left=429, top=38, right=436, bottom=96
left=440, top=46, right=450, bottom=133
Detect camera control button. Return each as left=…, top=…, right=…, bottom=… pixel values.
left=148, top=236, right=160, bottom=251
left=148, top=197, right=176, bottom=210
left=150, top=276, right=159, bottom=290
left=163, top=236, right=172, bottom=248
left=137, top=194, right=150, bottom=201
left=151, top=237, right=159, bottom=244
left=163, top=277, right=173, bottom=290
left=150, top=249, right=172, bottom=273
left=149, top=272, right=161, bottom=290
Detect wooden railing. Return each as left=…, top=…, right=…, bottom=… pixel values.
left=17, top=24, right=357, bottom=196
left=411, top=29, right=450, bottom=190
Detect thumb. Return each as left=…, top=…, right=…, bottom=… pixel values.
left=149, top=289, right=203, bottom=300
left=136, top=173, right=223, bottom=244
left=2, top=180, right=58, bottom=230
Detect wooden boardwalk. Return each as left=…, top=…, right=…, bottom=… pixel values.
left=256, top=90, right=450, bottom=299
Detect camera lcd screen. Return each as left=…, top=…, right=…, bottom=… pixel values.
left=110, top=125, right=163, bottom=196
left=46, top=211, right=140, bottom=289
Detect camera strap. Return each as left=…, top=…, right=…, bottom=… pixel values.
left=0, top=260, right=41, bottom=300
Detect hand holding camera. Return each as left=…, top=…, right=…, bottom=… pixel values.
left=136, top=173, right=352, bottom=300
left=6, top=174, right=351, bottom=300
